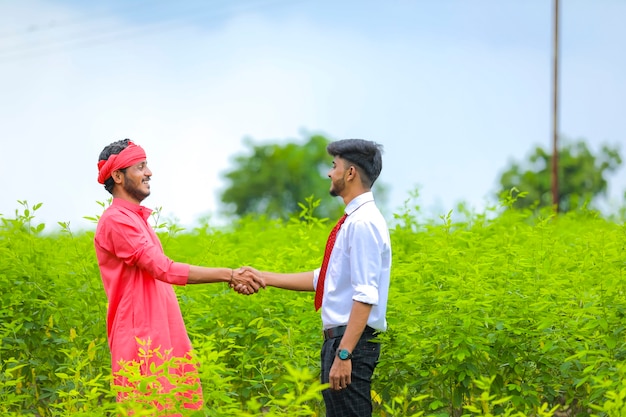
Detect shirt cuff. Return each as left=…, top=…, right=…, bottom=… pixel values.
left=170, top=262, right=190, bottom=286
left=312, top=268, right=321, bottom=288
left=353, top=284, right=379, bottom=305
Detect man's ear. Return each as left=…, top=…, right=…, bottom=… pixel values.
left=347, top=165, right=358, bottom=182
left=112, top=170, right=124, bottom=184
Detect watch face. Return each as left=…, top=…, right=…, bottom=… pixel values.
left=338, top=349, right=351, bottom=360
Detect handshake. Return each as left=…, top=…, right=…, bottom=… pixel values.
left=229, top=266, right=265, bottom=295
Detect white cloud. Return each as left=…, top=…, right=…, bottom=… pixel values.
left=1, top=0, right=624, bottom=231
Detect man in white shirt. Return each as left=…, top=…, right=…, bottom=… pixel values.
left=241, top=139, right=392, bottom=417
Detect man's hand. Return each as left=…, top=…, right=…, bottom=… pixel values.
left=329, top=356, right=352, bottom=391
left=230, top=266, right=265, bottom=295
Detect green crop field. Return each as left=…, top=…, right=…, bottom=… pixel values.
left=1, top=197, right=625, bottom=416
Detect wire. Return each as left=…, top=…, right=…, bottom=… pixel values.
left=0, top=0, right=305, bottom=63
left=0, top=0, right=173, bottom=40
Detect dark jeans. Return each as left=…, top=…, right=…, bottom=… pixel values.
left=320, top=328, right=381, bottom=417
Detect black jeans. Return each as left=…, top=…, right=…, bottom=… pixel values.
left=320, top=328, right=381, bottom=417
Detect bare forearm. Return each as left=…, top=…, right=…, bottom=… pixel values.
left=328, top=301, right=373, bottom=391
left=186, top=265, right=231, bottom=284
left=338, top=301, right=373, bottom=352
left=262, top=271, right=315, bottom=291
left=188, top=266, right=265, bottom=294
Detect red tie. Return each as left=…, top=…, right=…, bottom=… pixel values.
left=314, top=213, right=348, bottom=311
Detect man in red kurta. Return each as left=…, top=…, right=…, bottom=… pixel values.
left=94, top=139, right=264, bottom=414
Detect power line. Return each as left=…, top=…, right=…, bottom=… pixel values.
left=0, top=0, right=304, bottom=64
left=0, top=0, right=173, bottom=40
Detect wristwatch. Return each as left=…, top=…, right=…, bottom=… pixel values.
left=337, top=349, right=353, bottom=360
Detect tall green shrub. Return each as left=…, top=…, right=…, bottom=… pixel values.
left=1, top=198, right=625, bottom=416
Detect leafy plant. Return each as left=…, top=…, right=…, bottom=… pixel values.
left=1, top=198, right=626, bottom=416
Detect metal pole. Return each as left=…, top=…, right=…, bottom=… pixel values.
left=551, top=0, right=560, bottom=211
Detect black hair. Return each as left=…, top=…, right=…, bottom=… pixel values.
left=98, top=138, right=131, bottom=194
left=327, top=139, right=384, bottom=188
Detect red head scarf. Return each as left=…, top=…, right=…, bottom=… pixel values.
left=97, top=142, right=147, bottom=184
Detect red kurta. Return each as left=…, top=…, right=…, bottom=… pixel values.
left=94, top=198, right=202, bottom=412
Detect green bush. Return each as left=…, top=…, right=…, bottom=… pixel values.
left=1, top=198, right=625, bottom=416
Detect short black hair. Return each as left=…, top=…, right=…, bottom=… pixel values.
left=98, top=138, right=131, bottom=194
left=327, top=139, right=383, bottom=188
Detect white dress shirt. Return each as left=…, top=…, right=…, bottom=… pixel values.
left=313, top=191, right=392, bottom=331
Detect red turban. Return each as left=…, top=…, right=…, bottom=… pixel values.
left=97, top=142, right=147, bottom=184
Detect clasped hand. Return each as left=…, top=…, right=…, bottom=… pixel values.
left=229, top=266, right=264, bottom=295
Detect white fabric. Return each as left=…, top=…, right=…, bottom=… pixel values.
left=313, top=192, right=392, bottom=331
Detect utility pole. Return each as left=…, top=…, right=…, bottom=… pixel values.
left=551, top=0, right=560, bottom=212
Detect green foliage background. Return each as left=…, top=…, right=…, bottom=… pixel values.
left=219, top=134, right=390, bottom=221
left=496, top=139, right=622, bottom=212
left=1, top=198, right=626, bottom=416
left=220, top=134, right=345, bottom=220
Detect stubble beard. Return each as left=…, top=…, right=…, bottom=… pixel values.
left=123, top=177, right=150, bottom=203
left=329, top=178, right=345, bottom=197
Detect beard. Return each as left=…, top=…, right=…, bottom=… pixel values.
left=329, top=177, right=345, bottom=197
left=123, top=176, right=150, bottom=202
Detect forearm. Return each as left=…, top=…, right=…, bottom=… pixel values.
left=186, top=265, right=232, bottom=285
left=338, top=301, right=373, bottom=352
left=262, top=271, right=315, bottom=291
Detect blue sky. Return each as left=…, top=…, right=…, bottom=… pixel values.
left=1, top=0, right=624, bottom=230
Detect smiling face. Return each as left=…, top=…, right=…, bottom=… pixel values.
left=114, top=160, right=152, bottom=204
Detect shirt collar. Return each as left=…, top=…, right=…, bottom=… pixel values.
left=344, top=191, right=374, bottom=216
left=112, top=197, right=152, bottom=222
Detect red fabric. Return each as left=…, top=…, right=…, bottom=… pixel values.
left=94, top=198, right=203, bottom=411
left=315, top=213, right=348, bottom=311
left=97, top=142, right=147, bottom=184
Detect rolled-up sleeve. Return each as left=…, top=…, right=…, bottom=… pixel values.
left=350, top=220, right=383, bottom=305
left=312, top=268, right=321, bottom=290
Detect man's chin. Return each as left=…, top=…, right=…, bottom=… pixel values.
left=137, top=190, right=150, bottom=201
